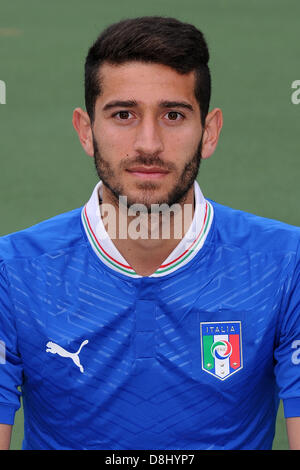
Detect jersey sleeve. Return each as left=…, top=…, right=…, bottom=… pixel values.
left=0, top=261, right=22, bottom=424
left=274, top=242, right=300, bottom=418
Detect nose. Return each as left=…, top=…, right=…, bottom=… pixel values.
left=133, top=116, right=164, bottom=157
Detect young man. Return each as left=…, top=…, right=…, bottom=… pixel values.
left=0, top=16, right=300, bottom=450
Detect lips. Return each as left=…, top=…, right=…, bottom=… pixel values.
left=126, top=166, right=170, bottom=179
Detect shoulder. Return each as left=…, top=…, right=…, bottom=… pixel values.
left=208, top=199, right=300, bottom=256
left=0, top=207, right=84, bottom=263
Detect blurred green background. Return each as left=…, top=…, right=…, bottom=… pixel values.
left=1, top=0, right=299, bottom=450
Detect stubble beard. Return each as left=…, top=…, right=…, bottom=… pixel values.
left=92, top=134, right=203, bottom=212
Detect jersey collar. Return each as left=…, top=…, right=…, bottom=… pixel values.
left=81, top=181, right=213, bottom=278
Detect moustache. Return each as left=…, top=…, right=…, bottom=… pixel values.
left=120, top=155, right=176, bottom=172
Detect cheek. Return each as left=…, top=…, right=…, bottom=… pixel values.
left=166, top=130, right=200, bottom=159
left=95, top=125, right=133, bottom=159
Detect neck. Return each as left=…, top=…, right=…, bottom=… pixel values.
left=100, top=185, right=195, bottom=276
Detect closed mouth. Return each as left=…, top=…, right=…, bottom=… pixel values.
left=127, top=166, right=169, bottom=173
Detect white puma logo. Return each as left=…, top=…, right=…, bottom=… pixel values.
left=46, top=340, right=88, bottom=373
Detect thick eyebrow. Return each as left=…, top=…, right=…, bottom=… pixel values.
left=102, top=99, right=194, bottom=112
left=158, top=100, right=194, bottom=112
left=102, top=100, right=137, bottom=111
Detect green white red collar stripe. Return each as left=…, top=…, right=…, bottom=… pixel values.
left=81, top=181, right=213, bottom=278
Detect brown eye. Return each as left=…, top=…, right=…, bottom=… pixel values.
left=166, top=111, right=184, bottom=121
left=167, top=112, right=179, bottom=120
left=118, top=111, right=130, bottom=119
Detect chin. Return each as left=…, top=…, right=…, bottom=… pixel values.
left=126, top=189, right=182, bottom=211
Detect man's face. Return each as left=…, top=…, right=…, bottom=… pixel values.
left=91, top=62, right=204, bottom=209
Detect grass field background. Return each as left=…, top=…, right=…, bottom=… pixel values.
left=1, top=0, right=299, bottom=450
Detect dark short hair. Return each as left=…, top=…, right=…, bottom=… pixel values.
left=84, top=16, right=211, bottom=125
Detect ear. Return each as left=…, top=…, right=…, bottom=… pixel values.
left=72, top=107, right=94, bottom=157
left=201, top=108, right=223, bottom=160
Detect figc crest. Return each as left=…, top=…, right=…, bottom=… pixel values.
left=200, top=321, right=243, bottom=380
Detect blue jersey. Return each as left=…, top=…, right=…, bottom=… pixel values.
left=0, top=181, right=300, bottom=450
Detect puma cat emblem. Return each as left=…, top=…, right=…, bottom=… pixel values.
left=46, top=340, right=88, bottom=373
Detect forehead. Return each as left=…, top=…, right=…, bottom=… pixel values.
left=96, top=61, right=198, bottom=106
